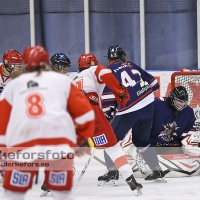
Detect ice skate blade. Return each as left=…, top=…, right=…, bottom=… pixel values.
left=98, top=180, right=118, bottom=187
left=40, top=191, right=49, bottom=197
left=132, top=188, right=142, bottom=196
left=154, top=177, right=167, bottom=183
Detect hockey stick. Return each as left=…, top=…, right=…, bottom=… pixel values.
left=73, top=148, right=97, bottom=190
left=92, top=154, right=106, bottom=166
left=35, top=173, right=39, bottom=184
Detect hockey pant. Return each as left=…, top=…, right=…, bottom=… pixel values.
left=105, top=103, right=159, bottom=169
left=86, top=98, right=117, bottom=148
left=2, top=158, right=73, bottom=200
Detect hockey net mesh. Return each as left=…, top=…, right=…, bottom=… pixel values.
left=171, top=71, right=200, bottom=121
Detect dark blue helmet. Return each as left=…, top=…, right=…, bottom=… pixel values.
left=107, top=45, right=126, bottom=62
left=50, top=53, right=71, bottom=72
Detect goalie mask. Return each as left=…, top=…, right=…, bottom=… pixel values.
left=50, top=53, right=71, bottom=74
left=3, top=49, right=23, bottom=73
left=107, top=45, right=126, bottom=62
left=78, top=53, right=98, bottom=71
left=169, top=86, right=188, bottom=113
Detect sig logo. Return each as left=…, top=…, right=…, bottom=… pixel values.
left=137, top=81, right=150, bottom=96
left=140, top=81, right=149, bottom=87
left=10, top=170, right=30, bottom=187
left=93, top=134, right=108, bottom=146
left=49, top=171, right=67, bottom=186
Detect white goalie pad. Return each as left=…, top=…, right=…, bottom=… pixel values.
left=120, top=130, right=200, bottom=178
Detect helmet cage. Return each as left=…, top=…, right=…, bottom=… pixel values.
left=171, top=95, right=188, bottom=111
left=169, top=88, right=188, bottom=112
left=4, top=63, right=23, bottom=72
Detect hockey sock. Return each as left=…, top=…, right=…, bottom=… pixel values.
left=105, top=143, right=133, bottom=180
left=104, top=150, right=117, bottom=171
left=140, top=146, right=159, bottom=169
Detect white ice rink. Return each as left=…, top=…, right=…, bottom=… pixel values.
left=0, top=154, right=200, bottom=200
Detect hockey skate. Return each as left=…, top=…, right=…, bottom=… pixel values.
left=126, top=175, right=143, bottom=196
left=98, top=170, right=119, bottom=186
left=40, top=184, right=50, bottom=197
left=145, top=165, right=167, bottom=183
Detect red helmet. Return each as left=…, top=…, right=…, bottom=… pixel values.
left=3, top=49, right=23, bottom=72
left=78, top=53, right=98, bottom=71
left=23, top=45, right=49, bottom=69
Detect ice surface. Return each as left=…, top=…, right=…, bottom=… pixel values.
left=0, top=154, right=200, bottom=200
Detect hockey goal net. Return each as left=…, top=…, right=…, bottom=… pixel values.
left=171, top=70, right=200, bottom=112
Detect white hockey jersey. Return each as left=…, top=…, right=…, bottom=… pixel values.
left=0, top=71, right=95, bottom=162
left=0, top=64, right=11, bottom=95
left=73, top=65, right=125, bottom=99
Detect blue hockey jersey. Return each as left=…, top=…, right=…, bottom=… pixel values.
left=149, top=97, right=196, bottom=146
left=101, top=61, right=159, bottom=115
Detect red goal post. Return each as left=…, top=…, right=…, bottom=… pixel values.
left=171, top=69, right=200, bottom=110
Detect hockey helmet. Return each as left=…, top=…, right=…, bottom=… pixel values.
left=78, top=53, right=98, bottom=71
left=3, top=49, right=23, bottom=73
left=107, top=45, right=126, bottom=62
left=169, top=86, right=188, bottom=112
left=50, top=53, right=71, bottom=73
left=22, top=45, right=49, bottom=69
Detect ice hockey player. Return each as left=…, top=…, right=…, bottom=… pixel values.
left=0, top=45, right=95, bottom=200
left=99, top=45, right=164, bottom=184
left=73, top=53, right=143, bottom=195
left=0, top=49, right=23, bottom=95
left=39, top=52, right=72, bottom=197
left=0, top=49, right=23, bottom=182
left=149, top=86, right=196, bottom=149
left=50, top=53, right=71, bottom=74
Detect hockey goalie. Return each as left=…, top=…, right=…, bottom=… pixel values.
left=121, top=87, right=200, bottom=178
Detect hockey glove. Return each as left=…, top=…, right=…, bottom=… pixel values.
left=75, top=137, right=92, bottom=157
left=104, top=107, right=118, bottom=122
left=114, top=85, right=130, bottom=107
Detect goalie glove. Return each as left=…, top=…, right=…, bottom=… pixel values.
left=181, top=133, right=200, bottom=156
left=114, top=85, right=130, bottom=107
